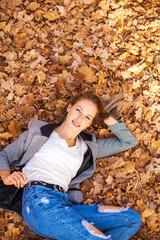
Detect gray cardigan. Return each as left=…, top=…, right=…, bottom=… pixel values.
left=0, top=119, right=137, bottom=204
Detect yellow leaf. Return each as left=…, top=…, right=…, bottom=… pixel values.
left=151, top=138, right=160, bottom=150
left=120, top=162, right=135, bottom=174
left=0, top=22, right=6, bottom=29
left=142, top=208, right=154, bottom=219
left=68, top=18, right=76, bottom=24
left=58, top=55, right=72, bottom=65
left=45, top=103, right=51, bottom=110
left=145, top=110, right=152, bottom=121
left=12, top=227, right=20, bottom=235
left=0, top=132, right=13, bottom=139
left=43, top=11, right=60, bottom=21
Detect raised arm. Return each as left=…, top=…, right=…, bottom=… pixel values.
left=96, top=116, right=137, bottom=158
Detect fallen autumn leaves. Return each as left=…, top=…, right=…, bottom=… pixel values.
left=0, top=0, right=160, bottom=239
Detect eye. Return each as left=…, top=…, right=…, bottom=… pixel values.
left=86, top=116, right=91, bottom=121
left=76, top=108, right=80, bottom=112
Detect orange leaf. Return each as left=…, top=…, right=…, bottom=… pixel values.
left=8, top=121, right=18, bottom=137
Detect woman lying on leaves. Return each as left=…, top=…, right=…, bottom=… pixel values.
left=0, top=91, right=141, bottom=240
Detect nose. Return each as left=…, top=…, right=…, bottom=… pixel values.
left=76, top=114, right=83, bottom=123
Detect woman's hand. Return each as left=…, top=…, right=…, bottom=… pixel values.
left=104, top=116, right=119, bottom=126
left=0, top=170, right=27, bottom=188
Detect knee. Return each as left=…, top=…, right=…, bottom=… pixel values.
left=128, top=208, right=141, bottom=230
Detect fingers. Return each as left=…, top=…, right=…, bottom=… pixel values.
left=8, top=171, right=28, bottom=188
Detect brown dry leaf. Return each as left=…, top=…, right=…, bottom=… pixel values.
left=4, top=229, right=12, bottom=240
left=55, top=100, right=67, bottom=113
left=62, top=39, right=73, bottom=49
left=1, top=79, right=12, bottom=91
left=17, top=10, right=34, bottom=22
left=64, top=0, right=75, bottom=11
left=26, top=2, right=40, bottom=11
left=0, top=22, right=6, bottom=29
left=77, top=65, right=97, bottom=82
left=14, top=85, right=26, bottom=97
left=35, top=71, right=46, bottom=85
left=15, top=0, right=23, bottom=6
left=72, top=53, right=82, bottom=65
left=25, top=93, right=37, bottom=105
left=105, top=175, right=113, bottom=185
left=0, top=1, right=159, bottom=239
left=57, top=5, right=67, bottom=16
left=110, top=157, right=125, bottom=169
left=140, top=170, right=152, bottom=185
left=93, top=181, right=103, bottom=195
left=30, top=55, right=47, bottom=69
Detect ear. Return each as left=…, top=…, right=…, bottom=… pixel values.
left=67, top=103, right=72, bottom=112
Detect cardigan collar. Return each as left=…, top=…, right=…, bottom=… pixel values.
left=40, top=123, right=92, bottom=142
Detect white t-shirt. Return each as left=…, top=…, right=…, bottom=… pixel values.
left=22, top=131, right=87, bottom=192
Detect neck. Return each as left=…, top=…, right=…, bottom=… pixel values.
left=55, top=121, right=79, bottom=144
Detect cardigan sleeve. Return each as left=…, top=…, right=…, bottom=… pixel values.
left=0, top=130, right=29, bottom=173
left=96, top=121, right=137, bottom=159
left=0, top=119, right=47, bottom=173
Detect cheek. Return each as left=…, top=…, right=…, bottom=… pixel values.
left=84, top=119, right=92, bottom=127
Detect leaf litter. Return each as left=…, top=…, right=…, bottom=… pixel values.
left=0, top=0, right=160, bottom=239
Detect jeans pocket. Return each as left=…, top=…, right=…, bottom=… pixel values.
left=22, top=197, right=37, bottom=230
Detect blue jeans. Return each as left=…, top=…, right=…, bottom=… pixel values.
left=22, top=185, right=141, bottom=240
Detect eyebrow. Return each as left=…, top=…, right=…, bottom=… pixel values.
left=77, top=106, right=93, bottom=118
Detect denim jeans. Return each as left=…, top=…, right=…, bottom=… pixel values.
left=22, top=185, right=141, bottom=240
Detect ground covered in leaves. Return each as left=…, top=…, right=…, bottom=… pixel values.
left=0, top=0, right=160, bottom=239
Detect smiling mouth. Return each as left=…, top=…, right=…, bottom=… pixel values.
left=72, top=120, right=80, bottom=127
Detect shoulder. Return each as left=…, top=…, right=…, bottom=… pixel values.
left=80, top=131, right=96, bottom=143
left=28, top=119, right=48, bottom=129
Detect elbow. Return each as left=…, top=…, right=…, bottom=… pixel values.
left=129, top=137, right=138, bottom=149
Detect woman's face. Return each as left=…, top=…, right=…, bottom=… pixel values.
left=66, top=99, right=98, bottom=132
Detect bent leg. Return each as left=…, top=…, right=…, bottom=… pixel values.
left=22, top=186, right=111, bottom=240
left=72, top=204, right=141, bottom=240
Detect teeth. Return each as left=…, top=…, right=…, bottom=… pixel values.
left=73, top=121, right=80, bottom=127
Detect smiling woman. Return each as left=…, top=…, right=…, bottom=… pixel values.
left=55, top=99, right=98, bottom=147
left=0, top=91, right=141, bottom=240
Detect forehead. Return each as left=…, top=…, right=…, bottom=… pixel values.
left=74, top=99, right=98, bottom=116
